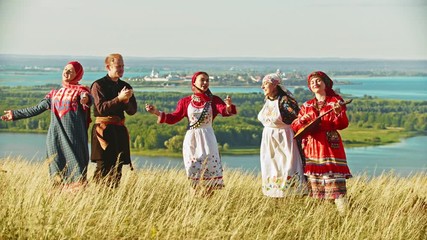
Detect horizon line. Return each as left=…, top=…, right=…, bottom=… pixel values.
left=1, top=53, right=426, bottom=61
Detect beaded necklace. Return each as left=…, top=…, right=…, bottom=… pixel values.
left=191, top=94, right=202, bottom=103
left=187, top=94, right=212, bottom=130
left=315, top=99, right=326, bottom=112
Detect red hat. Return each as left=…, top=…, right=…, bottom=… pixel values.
left=68, top=61, right=84, bottom=83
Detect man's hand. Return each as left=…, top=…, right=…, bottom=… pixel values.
left=118, top=87, right=133, bottom=103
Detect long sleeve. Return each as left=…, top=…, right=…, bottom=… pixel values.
left=91, top=81, right=123, bottom=116
left=212, top=95, right=237, bottom=117
left=12, top=98, right=50, bottom=120
left=319, top=97, right=349, bottom=131
left=91, top=76, right=137, bottom=119
left=291, top=108, right=303, bottom=133
left=291, top=103, right=315, bottom=132
left=321, top=109, right=349, bottom=131
left=124, top=95, right=137, bottom=116
left=279, top=94, right=299, bottom=125
left=292, top=97, right=348, bottom=135
left=159, top=97, right=189, bottom=125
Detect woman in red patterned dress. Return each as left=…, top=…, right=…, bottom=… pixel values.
left=291, top=71, right=351, bottom=213
left=1, top=61, right=91, bottom=192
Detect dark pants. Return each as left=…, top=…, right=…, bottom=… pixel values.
left=93, top=160, right=123, bottom=188
left=91, top=124, right=130, bottom=187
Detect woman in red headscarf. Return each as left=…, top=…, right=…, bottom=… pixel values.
left=146, top=72, right=237, bottom=196
left=1, top=61, right=92, bottom=192
left=291, top=71, right=351, bottom=213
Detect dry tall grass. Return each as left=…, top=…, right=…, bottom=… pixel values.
left=0, top=157, right=426, bottom=239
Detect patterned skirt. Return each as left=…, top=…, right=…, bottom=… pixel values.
left=307, top=174, right=347, bottom=199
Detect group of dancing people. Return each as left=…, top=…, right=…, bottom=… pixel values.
left=1, top=53, right=352, bottom=213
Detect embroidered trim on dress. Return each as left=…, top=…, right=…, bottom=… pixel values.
left=187, top=100, right=211, bottom=130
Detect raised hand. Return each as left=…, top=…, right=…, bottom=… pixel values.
left=80, top=92, right=90, bottom=107
left=224, top=95, right=233, bottom=114
left=224, top=95, right=232, bottom=107
left=145, top=103, right=160, bottom=116
left=118, top=86, right=133, bottom=103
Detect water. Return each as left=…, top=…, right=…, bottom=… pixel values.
left=1, top=69, right=426, bottom=100
left=1, top=133, right=425, bottom=177
left=335, top=76, right=427, bottom=101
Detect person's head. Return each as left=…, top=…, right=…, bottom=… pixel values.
left=261, top=73, right=289, bottom=98
left=105, top=53, right=124, bottom=81
left=62, top=61, right=84, bottom=85
left=191, top=71, right=210, bottom=94
left=307, top=71, right=335, bottom=96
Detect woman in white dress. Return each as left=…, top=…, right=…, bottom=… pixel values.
left=258, top=73, right=305, bottom=197
left=145, top=72, right=237, bottom=196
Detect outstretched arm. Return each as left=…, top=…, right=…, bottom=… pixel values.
left=1, top=98, right=50, bottom=121
left=145, top=97, right=188, bottom=124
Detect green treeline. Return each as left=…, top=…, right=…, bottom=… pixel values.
left=0, top=86, right=426, bottom=152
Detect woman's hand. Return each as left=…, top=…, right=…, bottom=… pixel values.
left=145, top=103, right=160, bottom=116
left=299, top=112, right=316, bottom=124
left=1, top=110, right=13, bottom=121
left=80, top=92, right=89, bottom=106
left=333, top=102, right=342, bottom=115
left=224, top=95, right=233, bottom=113
left=224, top=95, right=232, bottom=107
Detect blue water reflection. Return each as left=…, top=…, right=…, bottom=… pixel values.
left=1, top=133, right=425, bottom=177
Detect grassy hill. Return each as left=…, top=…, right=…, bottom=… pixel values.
left=0, top=157, right=426, bottom=239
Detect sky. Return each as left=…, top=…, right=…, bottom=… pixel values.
left=0, top=0, right=426, bottom=59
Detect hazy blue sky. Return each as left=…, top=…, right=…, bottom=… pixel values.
left=0, top=0, right=426, bottom=59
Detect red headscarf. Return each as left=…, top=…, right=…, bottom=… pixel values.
left=50, top=61, right=90, bottom=120
left=67, top=61, right=84, bottom=85
left=191, top=71, right=212, bottom=102
left=191, top=71, right=208, bottom=86
left=307, top=71, right=342, bottom=99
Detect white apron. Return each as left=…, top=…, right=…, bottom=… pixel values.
left=182, top=102, right=224, bottom=188
left=258, top=99, right=305, bottom=197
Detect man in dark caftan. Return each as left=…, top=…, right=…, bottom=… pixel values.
left=90, top=53, right=137, bottom=187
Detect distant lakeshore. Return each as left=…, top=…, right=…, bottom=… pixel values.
left=1, top=56, right=426, bottom=163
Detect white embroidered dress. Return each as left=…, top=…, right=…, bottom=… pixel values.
left=183, top=102, right=224, bottom=188
left=258, top=99, right=305, bottom=197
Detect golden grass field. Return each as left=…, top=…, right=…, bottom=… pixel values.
left=0, top=157, right=426, bottom=239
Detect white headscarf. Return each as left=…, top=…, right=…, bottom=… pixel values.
left=262, top=73, right=293, bottom=96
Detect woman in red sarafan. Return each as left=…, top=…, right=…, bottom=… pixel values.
left=291, top=71, right=351, bottom=213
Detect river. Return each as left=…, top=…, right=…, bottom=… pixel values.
left=0, top=133, right=425, bottom=177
